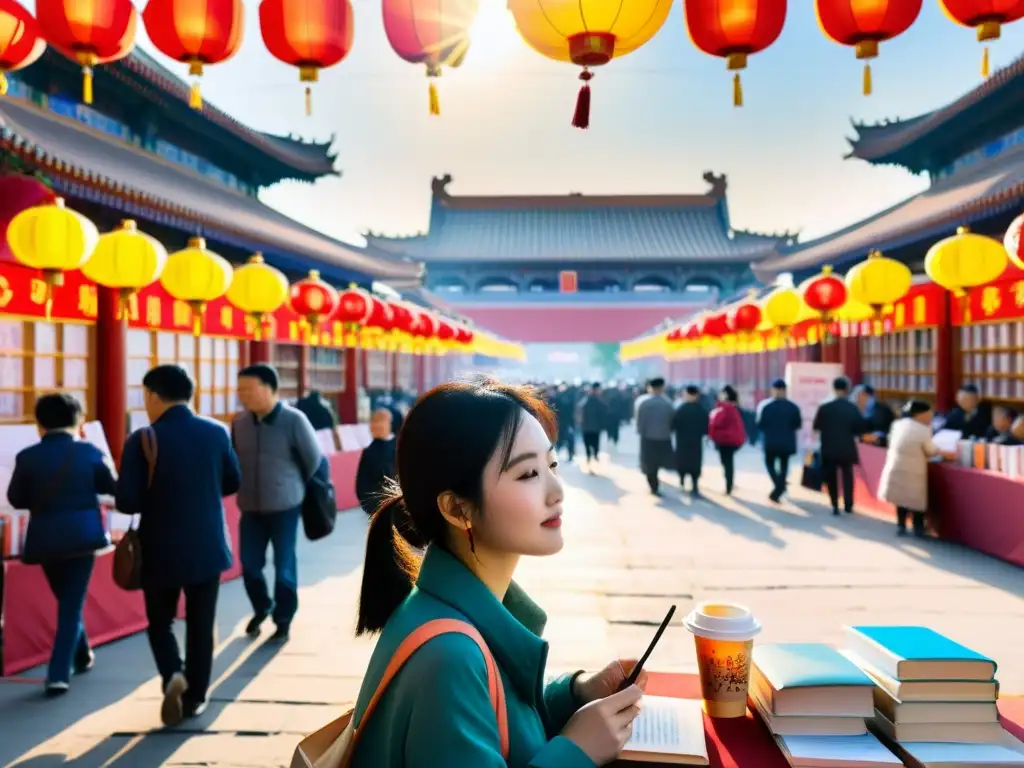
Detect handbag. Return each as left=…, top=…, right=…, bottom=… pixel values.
left=299, top=455, right=337, bottom=541
left=291, top=618, right=510, bottom=768
left=801, top=450, right=823, bottom=492
left=113, top=427, right=156, bottom=591
left=21, top=446, right=110, bottom=565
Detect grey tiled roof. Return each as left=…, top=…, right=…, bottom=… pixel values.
left=755, top=144, right=1024, bottom=279
left=365, top=185, right=788, bottom=263
left=0, top=97, right=422, bottom=281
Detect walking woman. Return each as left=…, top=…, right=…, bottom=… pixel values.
left=708, top=385, right=747, bottom=495
left=351, top=377, right=645, bottom=767
left=877, top=400, right=956, bottom=537
left=7, top=393, right=116, bottom=695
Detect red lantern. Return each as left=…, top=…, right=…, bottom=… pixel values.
left=684, top=323, right=701, bottom=341
left=437, top=319, right=456, bottom=343
left=666, top=326, right=683, bottom=343
left=143, top=0, right=244, bottom=111
left=37, top=0, right=137, bottom=104
left=391, top=302, right=415, bottom=335
left=415, top=310, right=439, bottom=340
left=365, top=297, right=395, bottom=331
left=800, top=265, right=848, bottom=318
left=938, top=0, right=1024, bottom=77
left=1004, top=211, right=1024, bottom=271
left=335, top=285, right=371, bottom=325
left=0, top=0, right=46, bottom=96
left=0, top=174, right=56, bottom=263
left=259, top=0, right=354, bottom=116
left=382, top=0, right=478, bottom=115
left=454, top=325, right=473, bottom=345
left=684, top=0, right=787, bottom=106
left=815, top=0, right=922, bottom=95
left=699, top=312, right=728, bottom=338
left=288, top=269, right=339, bottom=334
left=729, top=302, right=763, bottom=334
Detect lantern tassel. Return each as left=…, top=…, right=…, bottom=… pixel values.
left=428, top=81, right=440, bottom=115
left=0, top=71, right=7, bottom=96
left=982, top=46, right=990, bottom=78
left=863, top=62, right=872, bottom=96
left=82, top=66, right=93, bottom=105
left=189, top=81, right=202, bottom=110
left=572, top=69, right=593, bottom=130
left=305, top=86, right=313, bottom=117
left=733, top=72, right=743, bottom=107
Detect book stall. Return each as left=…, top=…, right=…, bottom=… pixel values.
left=625, top=229, right=1024, bottom=571
left=0, top=198, right=523, bottom=678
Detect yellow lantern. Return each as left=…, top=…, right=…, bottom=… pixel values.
left=762, top=286, right=801, bottom=332
left=82, top=220, right=167, bottom=319
left=6, top=197, right=98, bottom=318
left=226, top=253, right=289, bottom=341
left=844, top=249, right=912, bottom=317
left=507, top=0, right=672, bottom=129
left=836, top=299, right=874, bottom=323
left=925, top=225, right=1007, bottom=322
left=160, top=236, right=233, bottom=335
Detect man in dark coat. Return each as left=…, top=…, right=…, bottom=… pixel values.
left=554, top=384, right=579, bottom=462
left=355, top=408, right=397, bottom=515
left=116, top=365, right=241, bottom=725
left=294, top=390, right=337, bottom=432
left=672, top=385, right=709, bottom=496
left=812, top=377, right=868, bottom=516
left=636, top=377, right=675, bottom=495
left=578, top=382, right=609, bottom=469
left=943, top=383, right=991, bottom=439
left=756, top=378, right=803, bottom=502
left=853, top=384, right=895, bottom=447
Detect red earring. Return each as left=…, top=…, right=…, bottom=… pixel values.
left=466, top=526, right=475, bottom=553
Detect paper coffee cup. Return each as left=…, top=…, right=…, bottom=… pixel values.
left=683, top=602, right=762, bottom=719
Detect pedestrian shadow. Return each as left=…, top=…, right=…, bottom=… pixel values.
left=8, top=637, right=288, bottom=767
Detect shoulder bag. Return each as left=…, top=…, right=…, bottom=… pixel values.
left=112, top=427, right=156, bottom=591
left=291, top=618, right=509, bottom=768
left=21, top=446, right=111, bottom=565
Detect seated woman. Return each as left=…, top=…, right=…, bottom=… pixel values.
left=351, top=377, right=645, bottom=767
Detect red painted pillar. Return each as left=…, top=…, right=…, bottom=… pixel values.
left=936, top=292, right=954, bottom=412
left=360, top=348, right=368, bottom=391
left=298, top=345, right=308, bottom=398
left=96, top=287, right=127, bottom=464
left=249, top=341, right=271, bottom=364
left=415, top=355, right=425, bottom=392
left=390, top=351, right=399, bottom=391
left=338, top=347, right=358, bottom=424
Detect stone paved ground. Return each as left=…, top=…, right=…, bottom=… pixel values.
left=2, top=434, right=1022, bottom=767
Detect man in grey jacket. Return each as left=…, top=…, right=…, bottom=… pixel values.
left=233, top=364, right=323, bottom=641
left=636, top=377, right=676, bottom=495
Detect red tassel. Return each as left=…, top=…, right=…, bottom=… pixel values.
left=572, top=69, right=593, bottom=130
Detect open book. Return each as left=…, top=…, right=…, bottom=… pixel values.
left=620, top=696, right=709, bottom=765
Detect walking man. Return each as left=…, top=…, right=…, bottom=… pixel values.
left=578, top=382, right=609, bottom=470
left=636, top=377, right=675, bottom=495
left=812, top=377, right=868, bottom=516
left=234, top=364, right=324, bottom=642
left=672, top=385, right=709, bottom=497
left=116, top=365, right=241, bottom=725
left=756, top=378, right=802, bottom=503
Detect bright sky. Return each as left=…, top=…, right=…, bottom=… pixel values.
left=115, top=2, right=1024, bottom=245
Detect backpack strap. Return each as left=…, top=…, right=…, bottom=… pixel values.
left=346, top=618, right=509, bottom=765
left=139, top=427, right=158, bottom=489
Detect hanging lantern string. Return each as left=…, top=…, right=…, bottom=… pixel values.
left=188, top=60, right=204, bottom=110
left=300, top=66, right=319, bottom=117
left=76, top=52, right=98, bottom=105
left=0, top=71, right=8, bottom=96
left=978, top=20, right=1000, bottom=78
left=572, top=68, right=593, bottom=130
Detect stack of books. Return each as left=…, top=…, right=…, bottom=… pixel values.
left=750, top=643, right=902, bottom=767
left=842, top=625, right=1024, bottom=767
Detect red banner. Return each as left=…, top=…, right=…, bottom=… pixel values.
left=0, top=262, right=97, bottom=322
left=950, top=276, right=1024, bottom=325
left=841, top=283, right=945, bottom=337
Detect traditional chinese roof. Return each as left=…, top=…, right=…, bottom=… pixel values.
left=363, top=173, right=794, bottom=263
left=847, top=54, right=1024, bottom=174
left=754, top=141, right=1024, bottom=281
left=35, top=48, right=337, bottom=185
left=0, top=96, right=422, bottom=284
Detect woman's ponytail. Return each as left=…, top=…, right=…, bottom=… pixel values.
left=355, top=491, right=421, bottom=636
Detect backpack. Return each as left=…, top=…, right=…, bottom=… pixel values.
left=291, top=619, right=509, bottom=768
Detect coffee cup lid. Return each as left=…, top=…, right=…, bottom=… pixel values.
left=683, top=601, right=761, bottom=641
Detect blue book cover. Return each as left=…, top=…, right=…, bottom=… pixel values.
left=753, top=643, right=873, bottom=689
left=850, top=626, right=996, bottom=669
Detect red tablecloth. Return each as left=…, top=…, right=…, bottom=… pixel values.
left=855, top=444, right=1024, bottom=568
left=619, top=673, right=1024, bottom=768
left=1, top=449, right=363, bottom=677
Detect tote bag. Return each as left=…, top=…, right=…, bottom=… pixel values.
left=113, top=427, right=157, bottom=591
left=291, top=618, right=510, bottom=768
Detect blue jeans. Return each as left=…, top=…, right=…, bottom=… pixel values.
left=41, top=555, right=95, bottom=684
left=240, top=508, right=300, bottom=627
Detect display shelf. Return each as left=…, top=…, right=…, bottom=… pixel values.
left=309, top=346, right=344, bottom=394
left=130, top=330, right=241, bottom=421
left=0, top=320, right=94, bottom=423
left=273, top=343, right=302, bottom=401
left=957, top=321, right=1024, bottom=402
left=859, top=328, right=938, bottom=401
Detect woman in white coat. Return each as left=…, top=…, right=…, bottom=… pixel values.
left=878, top=400, right=957, bottom=537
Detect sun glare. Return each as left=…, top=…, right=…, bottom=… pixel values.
left=469, top=1, right=520, bottom=66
